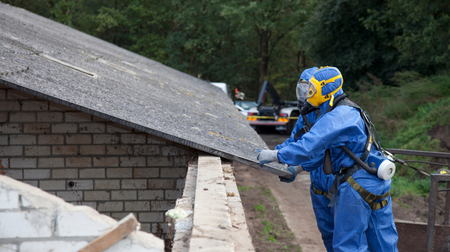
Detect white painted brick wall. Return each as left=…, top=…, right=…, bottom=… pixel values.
left=112, top=190, right=137, bottom=200
left=95, top=180, right=120, bottom=189
left=20, top=241, right=87, bottom=252
left=56, top=209, right=116, bottom=237
left=69, top=180, right=94, bottom=190
left=0, top=87, right=194, bottom=238
left=39, top=180, right=66, bottom=190
left=0, top=175, right=164, bottom=251
left=10, top=158, right=36, bottom=168
left=0, top=188, right=19, bottom=210
left=24, top=169, right=50, bottom=179
left=0, top=135, right=8, bottom=145
left=0, top=211, right=52, bottom=238
left=10, top=135, right=37, bottom=145
left=38, top=158, right=64, bottom=167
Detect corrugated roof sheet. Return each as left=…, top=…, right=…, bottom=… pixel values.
left=0, top=3, right=290, bottom=177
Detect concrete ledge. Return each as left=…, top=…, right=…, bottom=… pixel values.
left=222, top=163, right=254, bottom=252
left=172, top=156, right=254, bottom=252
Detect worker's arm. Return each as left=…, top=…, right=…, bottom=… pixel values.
left=277, top=106, right=366, bottom=172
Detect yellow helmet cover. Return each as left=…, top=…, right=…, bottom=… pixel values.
left=308, top=66, right=343, bottom=107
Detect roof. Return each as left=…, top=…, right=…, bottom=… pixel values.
left=0, top=3, right=289, bottom=176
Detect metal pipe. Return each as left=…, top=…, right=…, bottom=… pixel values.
left=386, top=148, right=450, bottom=159
left=340, top=146, right=377, bottom=175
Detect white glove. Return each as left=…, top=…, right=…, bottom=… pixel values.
left=257, top=150, right=279, bottom=163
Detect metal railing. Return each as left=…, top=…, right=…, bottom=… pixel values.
left=386, top=148, right=450, bottom=252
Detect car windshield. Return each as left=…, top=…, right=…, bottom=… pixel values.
left=236, top=101, right=257, bottom=110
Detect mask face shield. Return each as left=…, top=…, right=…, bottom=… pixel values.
left=296, top=81, right=317, bottom=101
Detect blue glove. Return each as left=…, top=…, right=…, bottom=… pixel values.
left=279, top=166, right=296, bottom=183
left=257, top=149, right=279, bottom=167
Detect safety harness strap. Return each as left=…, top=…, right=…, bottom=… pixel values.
left=327, top=172, right=342, bottom=206
left=294, top=126, right=308, bottom=140
left=333, top=99, right=374, bottom=162
left=346, top=176, right=390, bottom=211
left=327, top=164, right=361, bottom=206
left=294, top=109, right=321, bottom=140
left=328, top=165, right=390, bottom=210
left=311, top=184, right=327, bottom=196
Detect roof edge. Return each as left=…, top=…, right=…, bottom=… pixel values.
left=0, top=79, right=289, bottom=176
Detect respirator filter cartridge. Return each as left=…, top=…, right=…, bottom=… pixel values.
left=368, top=155, right=396, bottom=180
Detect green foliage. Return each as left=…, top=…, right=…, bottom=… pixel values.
left=254, top=204, right=267, bottom=217
left=301, top=0, right=403, bottom=88
left=238, top=186, right=253, bottom=191
left=261, top=220, right=280, bottom=243
left=348, top=71, right=450, bottom=143
left=349, top=71, right=450, bottom=197
left=167, top=0, right=318, bottom=100
left=364, top=0, right=450, bottom=75
left=390, top=175, right=431, bottom=198
left=4, top=0, right=450, bottom=101
left=385, top=93, right=450, bottom=150
left=2, top=0, right=173, bottom=63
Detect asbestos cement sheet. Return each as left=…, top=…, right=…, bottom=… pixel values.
left=0, top=3, right=290, bottom=177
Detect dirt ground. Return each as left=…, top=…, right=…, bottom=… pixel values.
left=234, top=131, right=439, bottom=252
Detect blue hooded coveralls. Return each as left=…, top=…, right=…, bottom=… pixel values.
left=275, top=67, right=336, bottom=251
left=275, top=109, right=336, bottom=251
left=276, top=69, right=399, bottom=251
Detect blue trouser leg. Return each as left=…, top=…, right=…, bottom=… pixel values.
left=310, top=186, right=335, bottom=252
left=333, top=182, right=371, bottom=252
left=332, top=176, right=399, bottom=252
left=367, top=197, right=399, bottom=252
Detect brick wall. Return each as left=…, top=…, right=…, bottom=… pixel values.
left=0, top=84, right=196, bottom=236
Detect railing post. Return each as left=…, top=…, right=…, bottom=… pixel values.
left=427, top=175, right=439, bottom=251
left=445, top=158, right=450, bottom=226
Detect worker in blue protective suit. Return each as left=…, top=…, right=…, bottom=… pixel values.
left=258, top=66, right=398, bottom=251
left=274, top=67, right=336, bottom=251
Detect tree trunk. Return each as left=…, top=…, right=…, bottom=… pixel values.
left=258, top=29, right=269, bottom=97
left=297, top=50, right=306, bottom=73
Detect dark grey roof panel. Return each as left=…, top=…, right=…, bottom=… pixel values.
left=0, top=3, right=291, bottom=177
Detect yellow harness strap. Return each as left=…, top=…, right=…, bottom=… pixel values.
left=311, top=184, right=328, bottom=196
left=346, top=176, right=390, bottom=211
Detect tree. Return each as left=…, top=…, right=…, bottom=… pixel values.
left=220, top=0, right=317, bottom=98
left=167, top=0, right=317, bottom=100
left=2, top=0, right=173, bottom=63
left=364, top=0, right=450, bottom=76
left=166, top=0, right=257, bottom=94
left=301, top=0, right=404, bottom=89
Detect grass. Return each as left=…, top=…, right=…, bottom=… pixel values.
left=251, top=187, right=302, bottom=251
left=262, top=187, right=276, bottom=202
left=238, top=186, right=253, bottom=191
left=254, top=204, right=267, bottom=217
left=261, top=220, right=280, bottom=243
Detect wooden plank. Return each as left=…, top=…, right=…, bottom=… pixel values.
left=396, top=220, right=427, bottom=252
left=396, top=220, right=450, bottom=251
left=78, top=213, right=140, bottom=252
